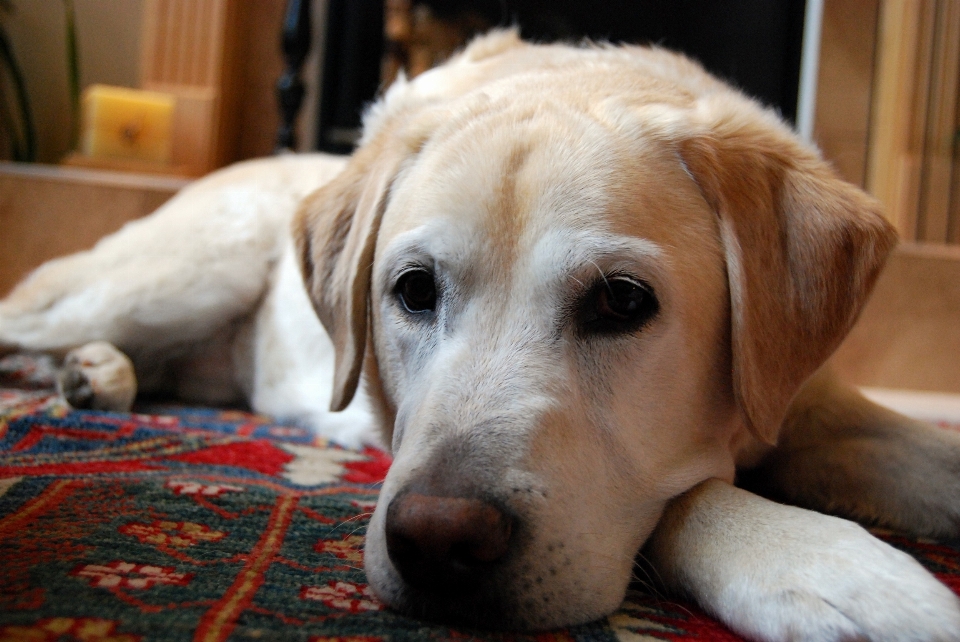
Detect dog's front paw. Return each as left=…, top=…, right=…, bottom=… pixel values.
left=58, top=341, right=136, bottom=411
left=650, top=480, right=960, bottom=642
left=717, top=518, right=960, bottom=642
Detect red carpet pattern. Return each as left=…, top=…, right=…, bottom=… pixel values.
left=1, top=354, right=958, bottom=641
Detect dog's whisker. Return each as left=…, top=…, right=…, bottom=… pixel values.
left=588, top=260, right=609, bottom=289
left=630, top=552, right=668, bottom=601
left=633, top=550, right=667, bottom=589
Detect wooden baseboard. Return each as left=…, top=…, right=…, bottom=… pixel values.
left=0, top=162, right=188, bottom=297
left=831, top=242, right=960, bottom=393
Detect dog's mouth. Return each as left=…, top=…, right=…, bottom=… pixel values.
left=369, top=542, right=618, bottom=632
left=379, top=571, right=528, bottom=630
left=365, top=483, right=633, bottom=631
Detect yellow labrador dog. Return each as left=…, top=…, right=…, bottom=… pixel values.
left=3, top=31, right=960, bottom=641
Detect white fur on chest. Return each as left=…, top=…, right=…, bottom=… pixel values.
left=247, top=243, right=376, bottom=448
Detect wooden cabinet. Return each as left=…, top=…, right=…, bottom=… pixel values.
left=866, top=0, right=960, bottom=243
left=812, top=0, right=960, bottom=393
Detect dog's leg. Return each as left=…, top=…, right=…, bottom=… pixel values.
left=0, top=159, right=338, bottom=402
left=645, top=479, right=960, bottom=642
left=57, top=341, right=137, bottom=411
left=0, top=209, right=266, bottom=404
left=0, top=199, right=279, bottom=359
left=0, top=337, right=134, bottom=411
left=739, top=368, right=960, bottom=539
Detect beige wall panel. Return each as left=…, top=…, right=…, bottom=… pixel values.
left=832, top=243, right=960, bottom=393
left=3, top=1, right=144, bottom=163
left=0, top=163, right=185, bottom=296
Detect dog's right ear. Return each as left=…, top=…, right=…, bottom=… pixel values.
left=292, top=140, right=411, bottom=411
left=674, top=95, right=897, bottom=445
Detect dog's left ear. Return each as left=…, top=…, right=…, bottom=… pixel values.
left=290, top=31, right=526, bottom=413
left=293, top=139, right=411, bottom=411
left=677, top=96, right=897, bottom=445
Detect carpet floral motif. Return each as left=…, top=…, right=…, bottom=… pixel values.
left=1, top=354, right=958, bottom=641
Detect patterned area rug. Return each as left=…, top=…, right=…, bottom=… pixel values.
left=1, top=354, right=958, bottom=642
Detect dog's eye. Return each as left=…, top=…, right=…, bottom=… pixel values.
left=396, top=269, right=437, bottom=314
left=582, top=276, right=658, bottom=334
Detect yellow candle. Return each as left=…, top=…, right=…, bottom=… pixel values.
left=80, top=85, right=175, bottom=164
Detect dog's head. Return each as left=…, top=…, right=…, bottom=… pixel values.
left=294, top=32, right=895, bottom=630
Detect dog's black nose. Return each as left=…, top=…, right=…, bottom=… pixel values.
left=385, top=492, right=512, bottom=594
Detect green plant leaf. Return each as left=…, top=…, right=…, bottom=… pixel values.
left=63, top=0, right=80, bottom=149
left=0, top=20, right=35, bottom=161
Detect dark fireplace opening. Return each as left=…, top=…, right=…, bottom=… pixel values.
left=316, top=0, right=807, bottom=154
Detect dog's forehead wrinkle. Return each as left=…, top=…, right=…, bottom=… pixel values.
left=419, top=99, right=616, bottom=203
left=525, top=230, right=666, bottom=293
left=379, top=104, right=655, bottom=304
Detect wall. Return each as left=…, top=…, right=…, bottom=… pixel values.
left=3, top=0, right=144, bottom=163
left=4, top=0, right=326, bottom=165
left=812, top=0, right=879, bottom=187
